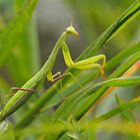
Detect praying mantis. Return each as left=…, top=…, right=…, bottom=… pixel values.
left=0, top=24, right=106, bottom=121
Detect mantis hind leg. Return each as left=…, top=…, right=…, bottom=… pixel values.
left=74, top=54, right=106, bottom=68
left=10, top=87, right=36, bottom=95
left=0, top=87, right=36, bottom=107
left=74, top=63, right=105, bottom=79
left=72, top=55, right=106, bottom=78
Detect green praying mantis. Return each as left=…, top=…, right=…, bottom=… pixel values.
left=0, top=24, right=106, bottom=121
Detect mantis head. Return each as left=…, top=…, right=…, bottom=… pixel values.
left=66, top=25, right=78, bottom=36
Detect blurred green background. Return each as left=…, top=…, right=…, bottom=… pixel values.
left=0, top=0, right=140, bottom=139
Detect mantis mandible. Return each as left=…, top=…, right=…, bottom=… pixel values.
left=0, top=24, right=106, bottom=121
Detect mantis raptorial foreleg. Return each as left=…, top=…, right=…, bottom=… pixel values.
left=48, top=72, right=83, bottom=90
left=47, top=72, right=62, bottom=83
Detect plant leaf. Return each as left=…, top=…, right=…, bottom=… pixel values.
left=0, top=0, right=39, bottom=66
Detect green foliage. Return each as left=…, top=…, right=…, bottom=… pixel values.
left=115, top=95, right=140, bottom=140
left=0, top=0, right=140, bottom=139
left=0, top=0, right=40, bottom=86
left=0, top=121, right=15, bottom=140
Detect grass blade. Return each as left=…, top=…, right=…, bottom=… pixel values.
left=0, top=0, right=39, bottom=66
left=115, top=95, right=140, bottom=140
left=92, top=97, right=140, bottom=122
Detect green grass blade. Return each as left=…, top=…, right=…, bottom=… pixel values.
left=43, top=96, right=140, bottom=139
left=76, top=50, right=140, bottom=120
left=44, top=85, right=140, bottom=139
left=6, top=16, right=40, bottom=85
left=15, top=121, right=140, bottom=137
left=0, top=76, right=10, bottom=94
left=78, top=0, right=140, bottom=59
left=91, top=97, right=140, bottom=122
left=115, top=95, right=140, bottom=140
left=53, top=76, right=140, bottom=122
left=105, top=42, right=140, bottom=71
left=0, top=0, right=39, bottom=66
left=0, top=121, right=15, bottom=140
left=50, top=96, right=140, bottom=139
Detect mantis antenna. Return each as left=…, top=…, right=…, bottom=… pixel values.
left=70, top=17, right=74, bottom=26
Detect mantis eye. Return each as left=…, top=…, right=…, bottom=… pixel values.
left=66, top=25, right=78, bottom=36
